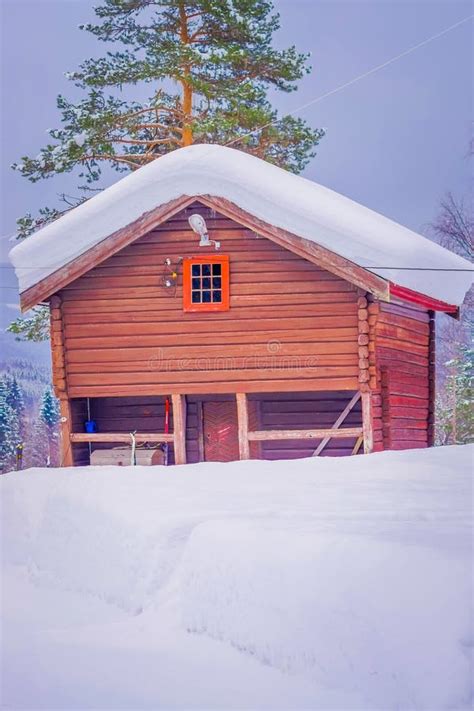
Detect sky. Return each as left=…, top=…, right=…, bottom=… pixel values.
left=0, top=0, right=472, bottom=356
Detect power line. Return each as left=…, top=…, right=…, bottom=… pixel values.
left=226, top=13, right=474, bottom=147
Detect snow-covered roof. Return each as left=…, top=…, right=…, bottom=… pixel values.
left=10, top=144, right=472, bottom=305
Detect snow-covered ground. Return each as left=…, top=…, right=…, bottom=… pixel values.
left=1, top=446, right=473, bottom=710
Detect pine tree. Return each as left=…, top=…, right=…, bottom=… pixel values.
left=8, top=307, right=50, bottom=342
left=12, top=0, right=323, bottom=191
left=39, top=389, right=61, bottom=466
left=0, top=377, right=21, bottom=473
left=40, top=389, right=60, bottom=428
left=10, top=1, right=324, bottom=342
left=5, top=375, right=26, bottom=438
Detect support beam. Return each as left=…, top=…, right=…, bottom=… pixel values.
left=361, top=391, right=374, bottom=454
left=59, top=397, right=74, bottom=467
left=171, top=394, right=187, bottom=465
left=352, top=435, right=364, bottom=455
left=248, top=427, right=363, bottom=442
left=236, top=393, right=250, bottom=460
left=312, top=392, right=361, bottom=456
left=70, top=433, right=174, bottom=444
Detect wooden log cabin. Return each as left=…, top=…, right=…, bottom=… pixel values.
left=10, top=145, right=472, bottom=466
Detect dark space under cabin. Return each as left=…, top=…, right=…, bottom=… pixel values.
left=11, top=146, right=472, bottom=466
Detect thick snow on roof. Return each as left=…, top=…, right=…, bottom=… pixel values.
left=10, top=144, right=472, bottom=304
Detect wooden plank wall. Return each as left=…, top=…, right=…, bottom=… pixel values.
left=249, top=391, right=362, bottom=459
left=70, top=396, right=175, bottom=464
left=70, top=398, right=90, bottom=465
left=372, top=301, right=431, bottom=450
left=59, top=203, right=360, bottom=397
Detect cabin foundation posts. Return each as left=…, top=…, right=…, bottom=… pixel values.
left=361, top=391, right=374, bottom=454
left=236, top=393, right=250, bottom=460
left=428, top=311, right=436, bottom=446
left=171, top=394, right=187, bottom=464
left=58, top=397, right=74, bottom=467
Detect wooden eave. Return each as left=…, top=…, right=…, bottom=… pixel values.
left=20, top=194, right=392, bottom=311
left=389, top=283, right=459, bottom=318
left=199, top=195, right=390, bottom=301
left=19, top=195, right=196, bottom=312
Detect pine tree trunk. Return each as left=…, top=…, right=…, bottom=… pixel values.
left=179, top=1, right=193, bottom=146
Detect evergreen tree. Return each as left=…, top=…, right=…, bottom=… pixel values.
left=0, top=377, right=21, bottom=473
left=40, top=389, right=60, bottom=430
left=5, top=375, right=26, bottom=438
left=13, top=0, right=323, bottom=191
left=8, top=307, right=50, bottom=342
left=10, top=1, right=324, bottom=341
left=39, top=389, right=61, bottom=466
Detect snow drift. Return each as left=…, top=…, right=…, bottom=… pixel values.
left=1, top=445, right=473, bottom=710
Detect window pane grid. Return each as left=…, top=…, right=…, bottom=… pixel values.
left=190, top=262, right=223, bottom=304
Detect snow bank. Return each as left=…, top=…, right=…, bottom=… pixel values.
left=10, top=144, right=473, bottom=305
left=2, top=446, right=473, bottom=710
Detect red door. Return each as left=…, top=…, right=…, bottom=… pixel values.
left=203, top=400, right=239, bottom=462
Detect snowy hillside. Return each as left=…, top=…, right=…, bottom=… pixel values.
left=2, top=446, right=473, bottom=710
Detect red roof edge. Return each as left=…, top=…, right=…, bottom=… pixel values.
left=390, top=283, right=459, bottom=316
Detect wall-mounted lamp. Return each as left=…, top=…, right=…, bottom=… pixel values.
left=188, top=213, right=220, bottom=250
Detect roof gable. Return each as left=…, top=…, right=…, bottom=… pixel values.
left=18, top=196, right=389, bottom=311
left=10, top=144, right=472, bottom=310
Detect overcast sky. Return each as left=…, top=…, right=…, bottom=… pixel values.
left=1, top=0, right=472, bottom=281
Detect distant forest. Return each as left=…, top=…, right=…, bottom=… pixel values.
left=0, top=359, right=60, bottom=472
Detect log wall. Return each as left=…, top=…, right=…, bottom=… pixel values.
left=372, top=300, right=432, bottom=451
left=59, top=203, right=360, bottom=397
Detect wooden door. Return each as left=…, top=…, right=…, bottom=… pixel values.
left=203, top=400, right=239, bottom=462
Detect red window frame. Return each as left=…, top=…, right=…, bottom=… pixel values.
left=183, top=255, right=230, bottom=313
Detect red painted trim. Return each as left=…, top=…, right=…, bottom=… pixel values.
left=183, top=255, right=230, bottom=313
left=390, top=283, right=459, bottom=314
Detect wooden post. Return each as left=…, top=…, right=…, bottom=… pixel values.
left=427, top=311, right=436, bottom=447
left=59, top=396, right=74, bottom=467
left=236, top=393, right=250, bottom=460
left=197, top=400, right=205, bottom=462
left=361, top=391, right=374, bottom=454
left=171, top=394, right=187, bottom=465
